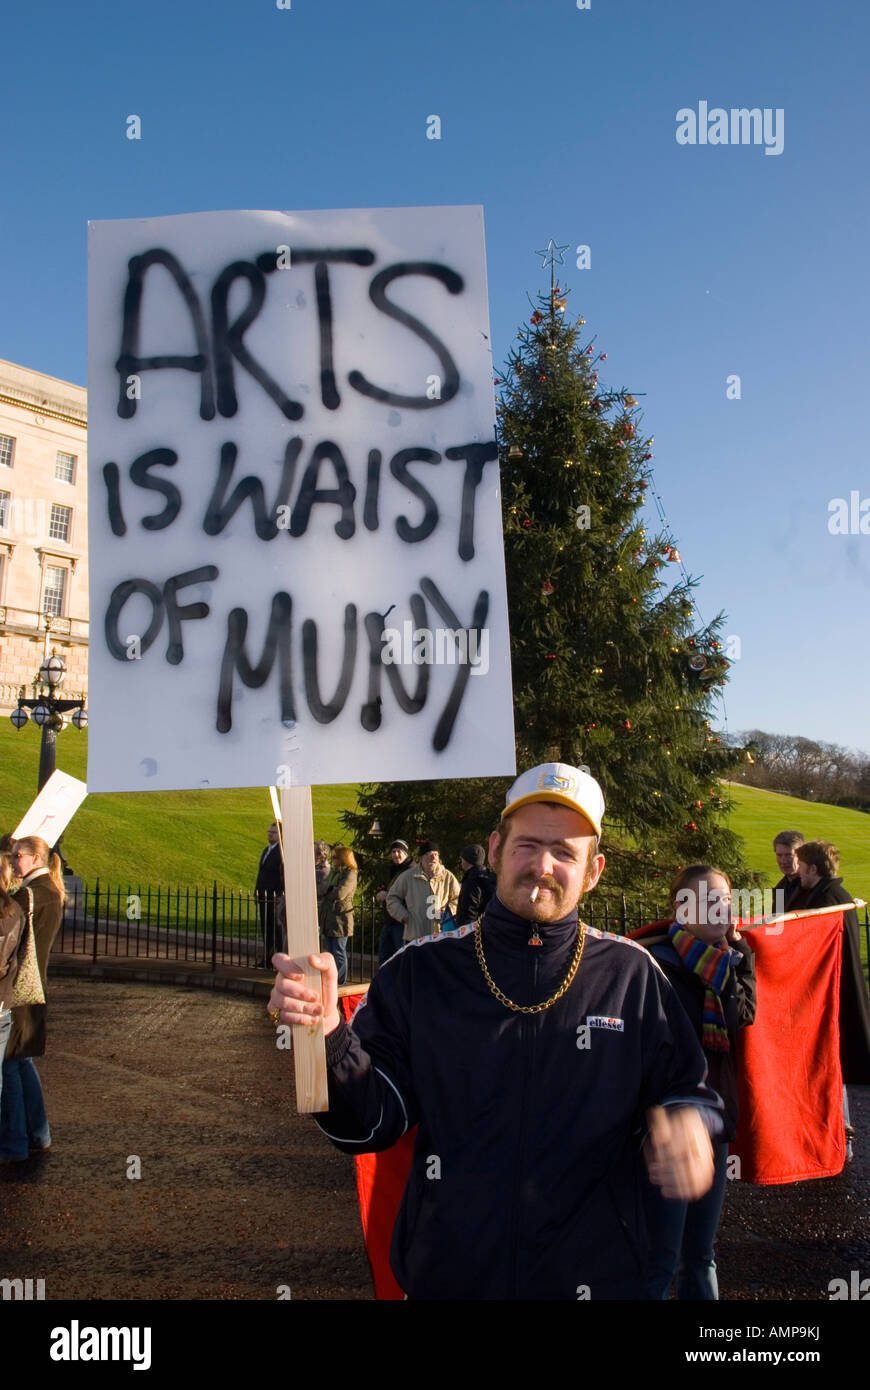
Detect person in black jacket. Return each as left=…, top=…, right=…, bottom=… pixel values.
left=254, top=823, right=284, bottom=967
left=633, top=865, right=756, bottom=1300
left=270, top=763, right=725, bottom=1300
left=788, top=841, right=870, bottom=1082
left=789, top=842, right=870, bottom=1158
left=771, top=830, right=804, bottom=912
left=455, top=844, right=496, bottom=926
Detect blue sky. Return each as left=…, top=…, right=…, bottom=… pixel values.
left=3, top=0, right=868, bottom=752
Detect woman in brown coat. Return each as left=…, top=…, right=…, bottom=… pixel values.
left=0, top=853, right=25, bottom=1117
left=0, top=836, right=64, bottom=1161
left=318, top=845, right=357, bottom=987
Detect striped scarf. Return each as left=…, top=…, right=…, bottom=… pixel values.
left=667, top=923, right=733, bottom=1052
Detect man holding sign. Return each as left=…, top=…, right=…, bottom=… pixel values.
left=270, top=764, right=722, bottom=1300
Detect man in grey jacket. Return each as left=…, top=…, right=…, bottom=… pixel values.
left=386, top=840, right=460, bottom=942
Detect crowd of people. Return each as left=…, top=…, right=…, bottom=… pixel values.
left=253, top=824, right=499, bottom=982
left=270, top=762, right=870, bottom=1301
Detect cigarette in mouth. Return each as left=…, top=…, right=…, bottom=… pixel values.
left=529, top=886, right=540, bottom=904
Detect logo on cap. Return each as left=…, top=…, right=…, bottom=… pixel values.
left=537, top=772, right=575, bottom=794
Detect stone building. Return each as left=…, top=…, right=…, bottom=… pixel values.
left=0, top=359, right=88, bottom=710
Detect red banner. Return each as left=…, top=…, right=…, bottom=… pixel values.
left=733, top=909, right=846, bottom=1183
left=341, top=994, right=409, bottom=1300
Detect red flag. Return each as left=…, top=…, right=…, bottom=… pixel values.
left=341, top=993, right=410, bottom=1300
left=733, top=910, right=846, bottom=1183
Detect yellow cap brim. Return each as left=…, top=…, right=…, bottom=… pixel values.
left=504, top=792, right=600, bottom=837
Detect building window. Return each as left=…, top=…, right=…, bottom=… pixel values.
left=0, top=435, right=14, bottom=469
left=43, top=565, right=67, bottom=617
left=0, top=491, right=8, bottom=528
left=55, top=451, right=77, bottom=484
left=49, top=503, right=72, bottom=542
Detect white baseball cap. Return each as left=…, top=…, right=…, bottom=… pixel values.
left=503, top=763, right=605, bottom=836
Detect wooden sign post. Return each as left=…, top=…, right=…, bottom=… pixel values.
left=277, top=784, right=328, bottom=1113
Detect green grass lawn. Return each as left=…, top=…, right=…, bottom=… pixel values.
left=0, top=725, right=866, bottom=908
left=0, top=724, right=357, bottom=891
left=723, top=779, right=869, bottom=905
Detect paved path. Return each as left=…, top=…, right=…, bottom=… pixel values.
left=0, top=978, right=371, bottom=1300
left=1, top=977, right=867, bottom=1301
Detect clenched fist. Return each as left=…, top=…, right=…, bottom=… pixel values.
left=644, top=1105, right=715, bottom=1200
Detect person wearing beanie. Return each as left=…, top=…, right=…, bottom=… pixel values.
left=456, top=844, right=496, bottom=927
left=271, top=762, right=722, bottom=1300
left=385, top=840, right=460, bottom=943
left=376, top=840, right=412, bottom=967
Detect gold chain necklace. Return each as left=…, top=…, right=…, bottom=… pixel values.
left=473, top=919, right=586, bottom=1015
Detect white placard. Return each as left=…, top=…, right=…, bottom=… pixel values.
left=12, top=770, right=88, bottom=842
left=87, top=207, right=515, bottom=792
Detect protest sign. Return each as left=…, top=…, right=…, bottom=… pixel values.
left=12, top=769, right=88, bottom=842
left=13, top=767, right=88, bottom=839
left=87, top=206, right=515, bottom=792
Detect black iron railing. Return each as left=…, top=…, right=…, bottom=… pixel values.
left=56, top=883, right=870, bottom=988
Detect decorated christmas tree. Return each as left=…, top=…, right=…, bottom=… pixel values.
left=344, top=245, right=747, bottom=901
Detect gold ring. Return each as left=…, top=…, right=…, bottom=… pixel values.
left=267, top=1008, right=280, bottom=1025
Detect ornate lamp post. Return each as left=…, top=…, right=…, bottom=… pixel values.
left=10, top=650, right=87, bottom=792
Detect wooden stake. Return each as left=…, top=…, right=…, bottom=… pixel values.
left=279, top=784, right=329, bottom=1113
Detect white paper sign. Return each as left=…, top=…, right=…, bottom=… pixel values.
left=13, top=770, right=88, bottom=842
left=87, top=207, right=515, bottom=791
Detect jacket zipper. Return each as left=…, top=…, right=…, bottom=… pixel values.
left=509, top=946, right=538, bottom=1298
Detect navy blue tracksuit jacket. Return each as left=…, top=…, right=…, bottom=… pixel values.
left=317, top=896, right=723, bottom=1300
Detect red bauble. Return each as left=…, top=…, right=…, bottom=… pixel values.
left=522, top=519, right=531, bottom=528
left=684, top=822, right=697, bottom=832
left=538, top=374, right=546, bottom=382
left=696, top=800, right=703, bottom=809
left=600, top=353, right=607, bottom=359
left=623, top=720, right=631, bottom=730
left=531, top=310, right=543, bottom=325
left=643, top=453, right=652, bottom=461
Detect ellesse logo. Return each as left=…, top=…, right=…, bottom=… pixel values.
left=586, top=1016, right=624, bottom=1032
